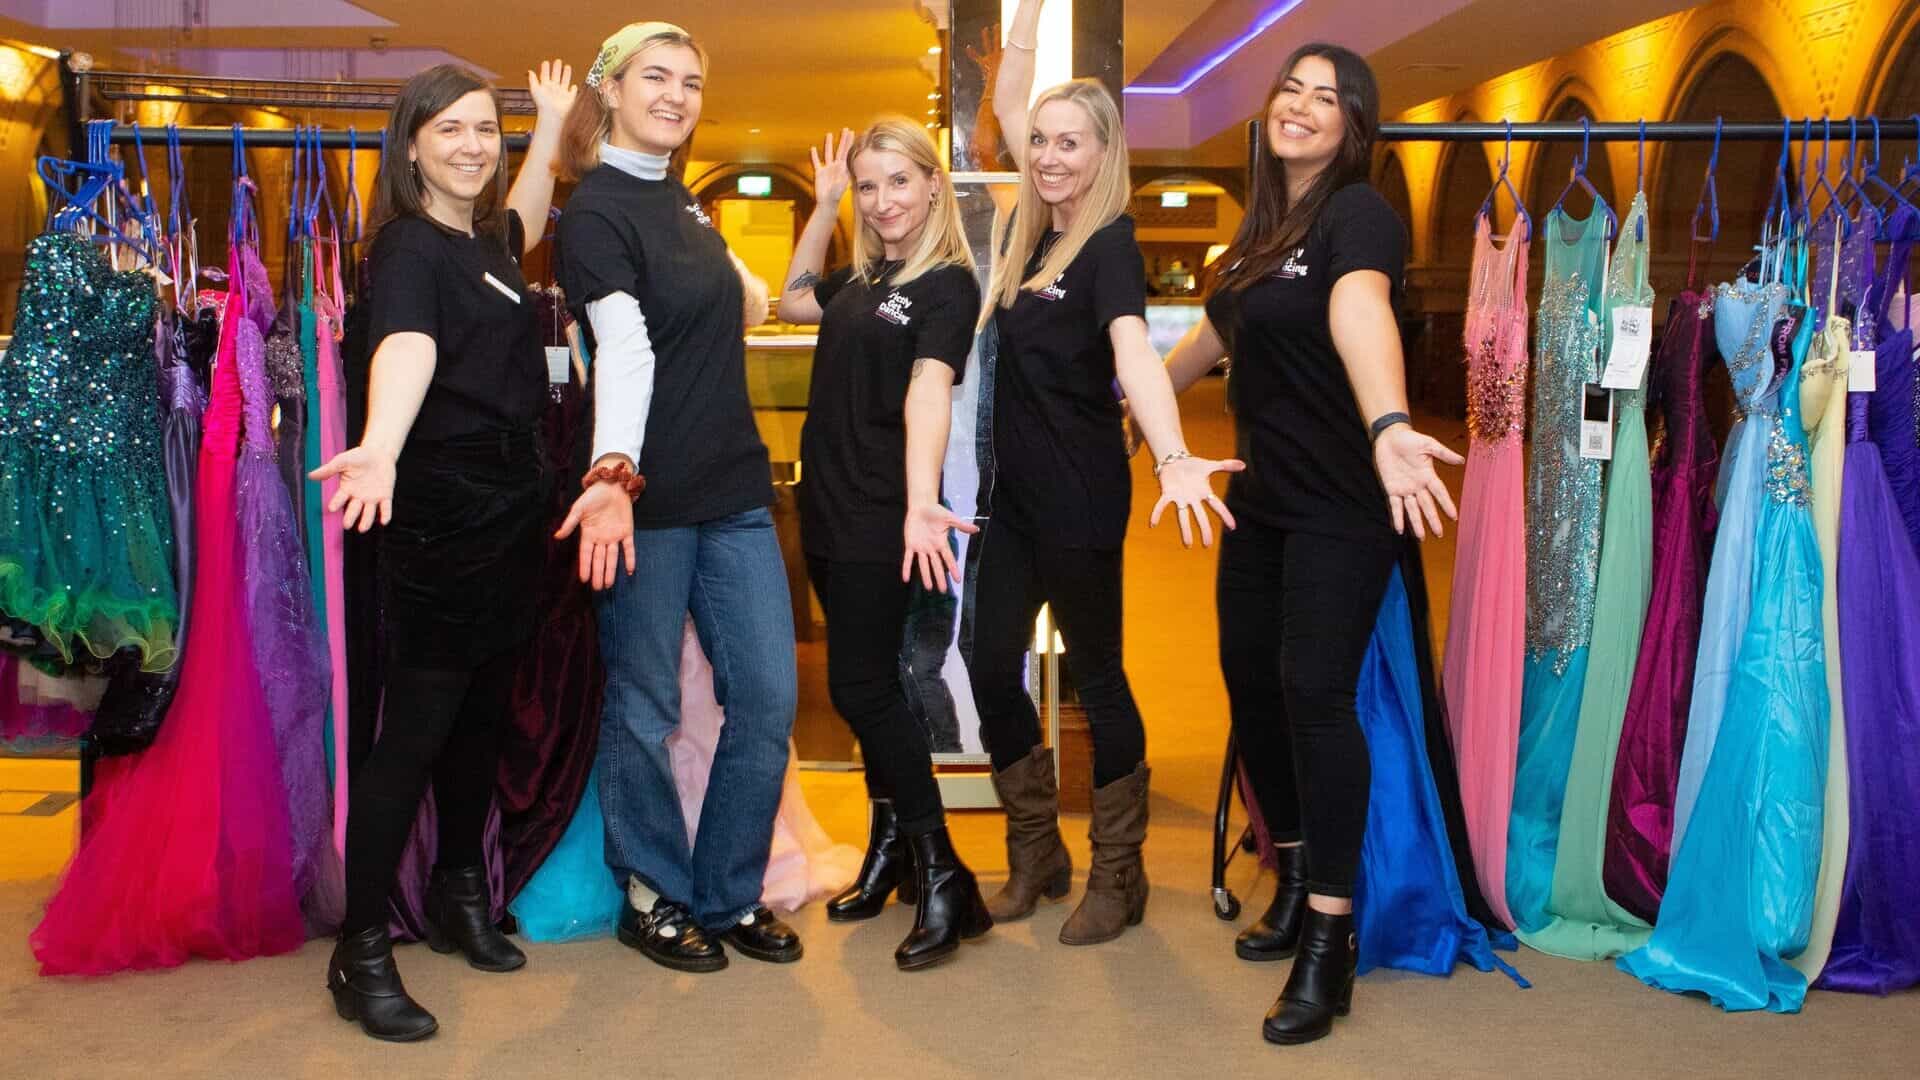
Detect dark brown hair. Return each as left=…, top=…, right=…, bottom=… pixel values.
left=1211, top=43, right=1379, bottom=295
left=369, top=64, right=509, bottom=244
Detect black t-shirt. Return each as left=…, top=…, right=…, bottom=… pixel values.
left=1205, top=183, right=1407, bottom=541
left=989, top=214, right=1148, bottom=549
left=556, top=165, right=772, bottom=528
left=799, top=261, right=980, bottom=562
left=364, top=210, right=545, bottom=444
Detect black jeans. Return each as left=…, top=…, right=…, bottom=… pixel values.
left=342, top=652, right=513, bottom=936
left=962, top=520, right=1146, bottom=786
left=1217, top=518, right=1396, bottom=898
left=807, top=557, right=946, bottom=836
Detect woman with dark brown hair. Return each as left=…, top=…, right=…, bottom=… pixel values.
left=312, top=59, right=574, bottom=1042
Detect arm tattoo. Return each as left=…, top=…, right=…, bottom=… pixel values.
left=910, top=357, right=930, bottom=379
left=787, top=270, right=821, bottom=292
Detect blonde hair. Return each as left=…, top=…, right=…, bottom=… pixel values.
left=984, top=79, right=1131, bottom=320
left=847, top=117, right=977, bottom=287
left=560, top=24, right=708, bottom=182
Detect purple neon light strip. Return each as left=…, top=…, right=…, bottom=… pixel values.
left=1123, top=0, right=1307, bottom=95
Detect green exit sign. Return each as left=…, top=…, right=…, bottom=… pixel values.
left=737, top=174, right=773, bottom=196
left=1160, top=191, right=1189, bottom=208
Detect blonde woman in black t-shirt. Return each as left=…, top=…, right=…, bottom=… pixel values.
left=967, top=0, right=1242, bottom=949
left=1162, top=44, right=1466, bottom=1046
left=774, top=118, right=991, bottom=970
left=312, top=60, right=574, bottom=1042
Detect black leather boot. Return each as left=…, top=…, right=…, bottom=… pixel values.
left=425, top=865, right=527, bottom=973
left=826, top=799, right=918, bottom=921
left=327, top=925, right=438, bottom=1043
left=1262, top=908, right=1356, bottom=1046
left=896, top=827, right=993, bottom=971
left=1236, top=843, right=1308, bottom=961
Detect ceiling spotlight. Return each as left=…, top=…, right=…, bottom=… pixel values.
left=927, top=92, right=939, bottom=100
left=927, top=45, right=941, bottom=55
left=748, top=127, right=762, bottom=134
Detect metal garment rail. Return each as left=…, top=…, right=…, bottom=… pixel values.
left=105, top=124, right=534, bottom=150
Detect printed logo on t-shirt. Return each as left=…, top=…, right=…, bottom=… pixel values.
left=1275, top=248, right=1310, bottom=279
left=876, top=290, right=913, bottom=326
left=1037, top=273, right=1067, bottom=301
left=685, top=202, right=714, bottom=228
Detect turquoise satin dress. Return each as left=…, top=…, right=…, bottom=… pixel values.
left=1508, top=208, right=1610, bottom=932
left=1620, top=232, right=1830, bottom=1013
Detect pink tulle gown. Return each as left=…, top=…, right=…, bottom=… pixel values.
left=1441, top=214, right=1529, bottom=931
left=30, top=243, right=306, bottom=975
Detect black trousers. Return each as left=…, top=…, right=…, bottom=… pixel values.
left=342, top=651, right=514, bottom=936
left=1216, top=517, right=1397, bottom=898
left=962, top=519, right=1146, bottom=787
left=807, top=557, right=946, bottom=836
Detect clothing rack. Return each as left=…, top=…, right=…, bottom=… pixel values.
left=75, top=68, right=538, bottom=119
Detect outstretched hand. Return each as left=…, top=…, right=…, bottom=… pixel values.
left=1372, top=424, right=1464, bottom=539
left=555, top=482, right=636, bottom=591
left=902, top=504, right=981, bottom=593
left=310, top=446, right=394, bottom=533
left=1149, top=455, right=1244, bottom=548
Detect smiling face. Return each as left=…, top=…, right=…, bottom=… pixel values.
left=407, top=89, right=502, bottom=220
left=1028, top=97, right=1104, bottom=225
left=852, top=147, right=937, bottom=258
left=1266, top=54, right=1346, bottom=181
left=604, top=43, right=704, bottom=156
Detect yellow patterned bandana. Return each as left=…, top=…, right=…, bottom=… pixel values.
left=584, top=21, right=695, bottom=89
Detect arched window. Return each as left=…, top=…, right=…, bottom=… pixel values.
left=1433, top=140, right=1492, bottom=268
left=1375, top=150, right=1414, bottom=253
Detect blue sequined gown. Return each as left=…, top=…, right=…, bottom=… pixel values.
left=1507, top=208, right=1609, bottom=932
left=1621, top=235, right=1830, bottom=1013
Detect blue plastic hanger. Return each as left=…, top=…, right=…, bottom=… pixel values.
left=37, top=122, right=163, bottom=266
left=1549, top=116, right=1617, bottom=240
left=231, top=124, right=259, bottom=246
left=1476, top=119, right=1532, bottom=243
left=1808, top=117, right=1848, bottom=240
left=346, top=127, right=365, bottom=244
left=308, top=125, right=338, bottom=239
left=1691, top=118, right=1722, bottom=245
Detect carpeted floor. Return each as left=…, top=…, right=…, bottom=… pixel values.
left=2, top=379, right=1914, bottom=1078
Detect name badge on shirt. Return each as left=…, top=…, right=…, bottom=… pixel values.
left=483, top=272, right=522, bottom=304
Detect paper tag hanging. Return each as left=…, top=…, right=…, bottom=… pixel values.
left=545, top=346, right=572, bottom=384
left=1848, top=348, right=1877, bottom=393
left=1579, top=383, right=1614, bottom=460
left=1601, top=305, right=1655, bottom=390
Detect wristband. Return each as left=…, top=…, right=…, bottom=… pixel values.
left=1368, top=412, right=1411, bottom=443
left=1153, top=449, right=1193, bottom=477
left=582, top=460, right=647, bottom=501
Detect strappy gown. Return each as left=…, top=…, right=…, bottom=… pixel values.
left=1621, top=234, right=1829, bottom=1014
left=1507, top=207, right=1609, bottom=932
left=1821, top=211, right=1920, bottom=994
left=1669, top=272, right=1785, bottom=851
left=30, top=244, right=306, bottom=974
left=1442, top=215, right=1529, bottom=932
left=1519, top=192, right=1653, bottom=960
left=1792, top=214, right=1871, bottom=981
left=1870, top=209, right=1920, bottom=555
left=1603, top=248, right=1721, bottom=922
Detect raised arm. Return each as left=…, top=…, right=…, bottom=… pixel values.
left=505, top=60, right=577, bottom=258
left=1327, top=269, right=1463, bottom=538
left=993, top=0, right=1046, bottom=167
left=777, top=130, right=852, bottom=325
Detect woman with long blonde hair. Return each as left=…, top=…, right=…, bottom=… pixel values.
left=966, top=0, right=1241, bottom=948
left=775, top=116, right=990, bottom=970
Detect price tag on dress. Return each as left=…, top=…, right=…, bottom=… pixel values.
left=1579, top=382, right=1614, bottom=460
left=1600, top=305, right=1654, bottom=390
left=1848, top=348, right=1876, bottom=393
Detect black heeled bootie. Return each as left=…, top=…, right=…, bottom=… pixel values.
left=425, top=865, right=527, bottom=972
left=895, top=827, right=993, bottom=971
left=826, top=799, right=918, bottom=921
left=327, top=925, right=438, bottom=1043
left=1236, top=843, right=1309, bottom=961
left=1262, top=909, right=1356, bottom=1046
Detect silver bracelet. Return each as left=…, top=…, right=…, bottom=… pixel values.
left=1153, top=449, right=1193, bottom=477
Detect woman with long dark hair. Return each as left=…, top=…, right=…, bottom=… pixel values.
left=775, top=118, right=991, bottom=969
left=312, top=59, right=575, bottom=1041
left=969, top=0, right=1241, bottom=949
left=551, top=21, right=801, bottom=975
left=1163, top=44, right=1463, bottom=1044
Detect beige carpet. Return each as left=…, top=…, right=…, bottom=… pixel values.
left=3, top=380, right=1914, bottom=1078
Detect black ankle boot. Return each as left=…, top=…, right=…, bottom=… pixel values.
left=896, top=827, right=993, bottom=971
left=826, top=799, right=917, bottom=922
left=425, top=865, right=526, bottom=973
left=328, top=925, right=438, bottom=1043
left=1263, top=909, right=1355, bottom=1046
left=1237, top=843, right=1309, bottom=961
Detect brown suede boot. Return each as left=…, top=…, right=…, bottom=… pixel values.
left=985, top=745, right=1074, bottom=921
left=1059, top=763, right=1150, bottom=946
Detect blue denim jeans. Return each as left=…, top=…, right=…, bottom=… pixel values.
left=595, top=506, right=797, bottom=930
